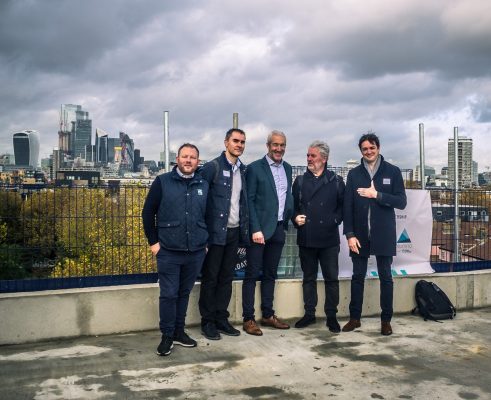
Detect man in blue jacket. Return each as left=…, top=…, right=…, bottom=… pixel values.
left=142, top=143, right=208, bottom=356
left=242, top=130, right=293, bottom=336
left=292, top=140, right=345, bottom=332
left=199, top=128, right=249, bottom=340
left=342, top=133, right=407, bottom=336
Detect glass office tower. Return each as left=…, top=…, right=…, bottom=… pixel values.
left=13, top=130, right=40, bottom=168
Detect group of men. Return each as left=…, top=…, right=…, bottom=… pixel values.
left=142, top=129, right=407, bottom=356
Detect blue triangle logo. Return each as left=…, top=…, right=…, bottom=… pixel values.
left=397, top=228, right=411, bottom=243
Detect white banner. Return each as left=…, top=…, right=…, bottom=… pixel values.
left=338, top=189, right=434, bottom=278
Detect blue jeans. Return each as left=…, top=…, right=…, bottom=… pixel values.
left=157, top=248, right=206, bottom=336
left=349, top=256, right=393, bottom=322
left=242, top=224, right=285, bottom=321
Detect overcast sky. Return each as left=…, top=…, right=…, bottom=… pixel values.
left=1, top=0, right=491, bottom=171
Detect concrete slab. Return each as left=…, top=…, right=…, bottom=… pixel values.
left=0, top=309, right=490, bottom=400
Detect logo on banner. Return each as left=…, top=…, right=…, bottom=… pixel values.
left=397, top=228, right=413, bottom=253
left=397, top=228, right=411, bottom=243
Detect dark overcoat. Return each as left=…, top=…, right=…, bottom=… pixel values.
left=292, top=168, right=345, bottom=248
left=247, top=156, right=293, bottom=241
left=343, top=156, right=407, bottom=257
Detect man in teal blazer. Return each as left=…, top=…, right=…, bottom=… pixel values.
left=242, top=130, right=294, bottom=336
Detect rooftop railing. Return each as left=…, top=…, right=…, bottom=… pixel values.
left=1, top=182, right=490, bottom=292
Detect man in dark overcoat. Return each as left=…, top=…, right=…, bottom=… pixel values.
left=292, top=140, right=345, bottom=332
left=342, top=133, right=407, bottom=336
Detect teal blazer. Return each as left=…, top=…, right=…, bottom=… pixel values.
left=247, top=156, right=293, bottom=241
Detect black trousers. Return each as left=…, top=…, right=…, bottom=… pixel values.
left=349, top=255, right=393, bottom=322
left=299, top=245, right=340, bottom=318
left=242, top=223, right=286, bottom=321
left=199, top=227, right=240, bottom=324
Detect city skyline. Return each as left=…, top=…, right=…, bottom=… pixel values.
left=1, top=1, right=491, bottom=172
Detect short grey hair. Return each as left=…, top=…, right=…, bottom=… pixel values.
left=308, top=140, right=330, bottom=159
left=267, top=130, right=286, bottom=145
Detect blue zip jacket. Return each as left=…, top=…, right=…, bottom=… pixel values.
left=200, top=151, right=250, bottom=246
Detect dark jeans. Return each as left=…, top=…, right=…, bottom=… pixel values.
left=242, top=224, right=285, bottom=321
left=299, top=245, right=339, bottom=318
left=349, top=255, right=393, bottom=322
left=157, top=248, right=206, bottom=336
left=199, top=227, right=240, bottom=324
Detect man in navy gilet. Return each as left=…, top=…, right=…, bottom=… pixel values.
left=142, top=143, right=208, bottom=356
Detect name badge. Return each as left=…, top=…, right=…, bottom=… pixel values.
left=223, top=170, right=230, bottom=177
left=197, top=189, right=203, bottom=195
left=383, top=178, right=391, bottom=185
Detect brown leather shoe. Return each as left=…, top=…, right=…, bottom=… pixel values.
left=260, top=315, right=290, bottom=329
left=381, top=321, right=393, bottom=336
left=243, top=320, right=263, bottom=336
left=342, top=319, right=361, bottom=332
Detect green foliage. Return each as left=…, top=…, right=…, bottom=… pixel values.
left=0, top=186, right=156, bottom=279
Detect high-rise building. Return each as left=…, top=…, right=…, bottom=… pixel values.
left=13, top=130, right=40, bottom=168
left=414, top=165, right=436, bottom=183
left=133, top=149, right=141, bottom=172
left=72, top=109, right=92, bottom=158
left=472, top=161, right=478, bottom=186
left=448, top=136, right=473, bottom=188
left=58, top=104, right=92, bottom=158
left=51, top=148, right=62, bottom=181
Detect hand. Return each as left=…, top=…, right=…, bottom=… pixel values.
left=357, top=180, right=377, bottom=199
left=252, top=231, right=265, bottom=245
left=348, top=237, right=361, bottom=254
left=150, top=242, right=160, bottom=256
left=295, top=214, right=306, bottom=226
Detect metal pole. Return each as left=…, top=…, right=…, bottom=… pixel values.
left=164, top=111, right=169, bottom=172
left=419, top=123, right=425, bottom=189
left=453, top=126, right=460, bottom=263
left=233, top=113, right=239, bottom=129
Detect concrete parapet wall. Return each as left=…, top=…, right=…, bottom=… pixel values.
left=1, top=270, right=490, bottom=345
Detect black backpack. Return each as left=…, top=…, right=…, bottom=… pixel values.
left=412, top=280, right=457, bottom=321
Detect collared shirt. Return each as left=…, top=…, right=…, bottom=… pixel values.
left=176, top=168, right=194, bottom=179
left=226, top=157, right=242, bottom=228
left=266, top=154, right=287, bottom=222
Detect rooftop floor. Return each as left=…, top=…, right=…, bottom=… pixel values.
left=1, top=308, right=490, bottom=400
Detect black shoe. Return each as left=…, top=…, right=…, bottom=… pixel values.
left=157, top=335, right=173, bottom=356
left=326, top=317, right=341, bottom=333
left=294, top=314, right=316, bottom=328
left=173, top=330, right=197, bottom=347
left=201, top=322, right=221, bottom=340
left=216, top=320, right=241, bottom=336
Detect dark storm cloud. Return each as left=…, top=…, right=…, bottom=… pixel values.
left=0, top=0, right=490, bottom=173
left=277, top=1, right=491, bottom=80
left=0, top=0, right=198, bottom=75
